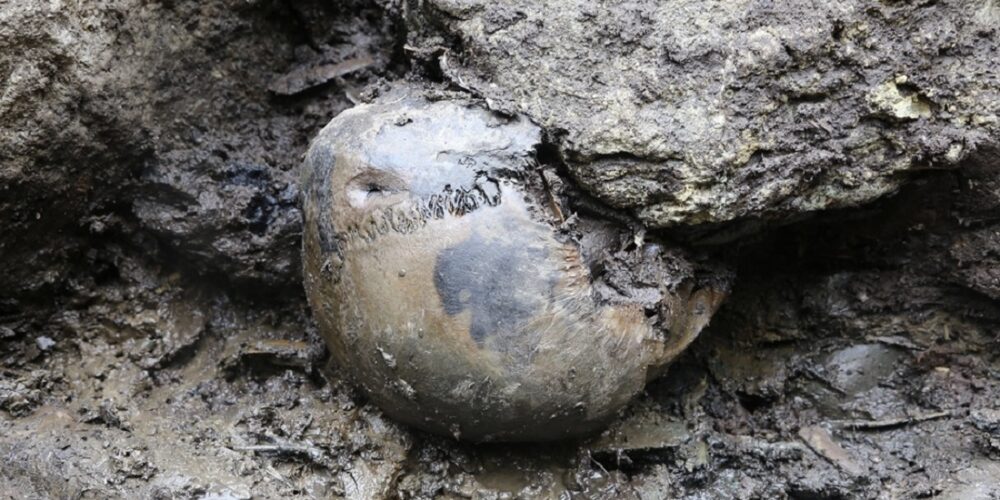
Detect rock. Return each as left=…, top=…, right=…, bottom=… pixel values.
left=113, top=0, right=378, bottom=290
left=798, top=425, right=863, bottom=477
left=133, top=160, right=303, bottom=289
left=0, top=327, right=16, bottom=340
left=935, top=460, right=1000, bottom=500
left=0, top=0, right=390, bottom=298
left=589, top=402, right=691, bottom=469
left=971, top=408, right=1000, bottom=454
left=0, top=1, right=149, bottom=299
left=406, top=0, right=1000, bottom=228
left=34, top=337, right=55, bottom=352
left=945, top=148, right=1000, bottom=299
left=220, top=339, right=322, bottom=377
left=301, top=84, right=727, bottom=441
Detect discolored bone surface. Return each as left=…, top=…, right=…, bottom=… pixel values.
left=302, top=85, right=724, bottom=441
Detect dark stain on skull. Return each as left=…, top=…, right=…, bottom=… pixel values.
left=434, top=232, right=554, bottom=347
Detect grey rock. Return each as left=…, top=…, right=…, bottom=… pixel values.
left=34, top=336, right=54, bottom=351
left=0, top=0, right=388, bottom=295
left=110, top=0, right=381, bottom=289
left=408, top=0, right=1000, bottom=227
left=0, top=2, right=148, bottom=299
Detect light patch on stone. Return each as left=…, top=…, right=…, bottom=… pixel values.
left=868, top=81, right=932, bottom=120
left=946, top=142, right=965, bottom=163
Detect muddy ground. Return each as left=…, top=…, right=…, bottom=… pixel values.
left=2, top=1, right=1000, bottom=498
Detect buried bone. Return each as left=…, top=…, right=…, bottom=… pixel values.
left=301, top=85, right=726, bottom=442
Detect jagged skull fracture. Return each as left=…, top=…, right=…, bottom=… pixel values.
left=301, top=85, right=726, bottom=442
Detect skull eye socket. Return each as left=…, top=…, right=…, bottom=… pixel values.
left=346, top=170, right=406, bottom=207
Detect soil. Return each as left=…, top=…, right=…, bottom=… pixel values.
left=2, top=1, right=999, bottom=499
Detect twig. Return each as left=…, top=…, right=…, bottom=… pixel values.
left=587, top=450, right=612, bottom=475
left=234, top=443, right=326, bottom=463
left=865, top=335, right=923, bottom=351
left=833, top=410, right=952, bottom=431
left=799, top=425, right=863, bottom=476
left=264, top=465, right=292, bottom=487
left=269, top=55, right=375, bottom=96
left=801, top=367, right=849, bottom=396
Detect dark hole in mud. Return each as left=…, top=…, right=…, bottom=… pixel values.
left=243, top=193, right=277, bottom=235
left=741, top=394, right=779, bottom=417
left=223, top=164, right=271, bottom=188
left=534, top=140, right=566, bottom=167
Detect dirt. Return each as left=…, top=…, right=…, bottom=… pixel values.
left=2, top=0, right=1000, bottom=499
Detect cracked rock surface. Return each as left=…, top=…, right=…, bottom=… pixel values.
left=407, top=0, right=1000, bottom=227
